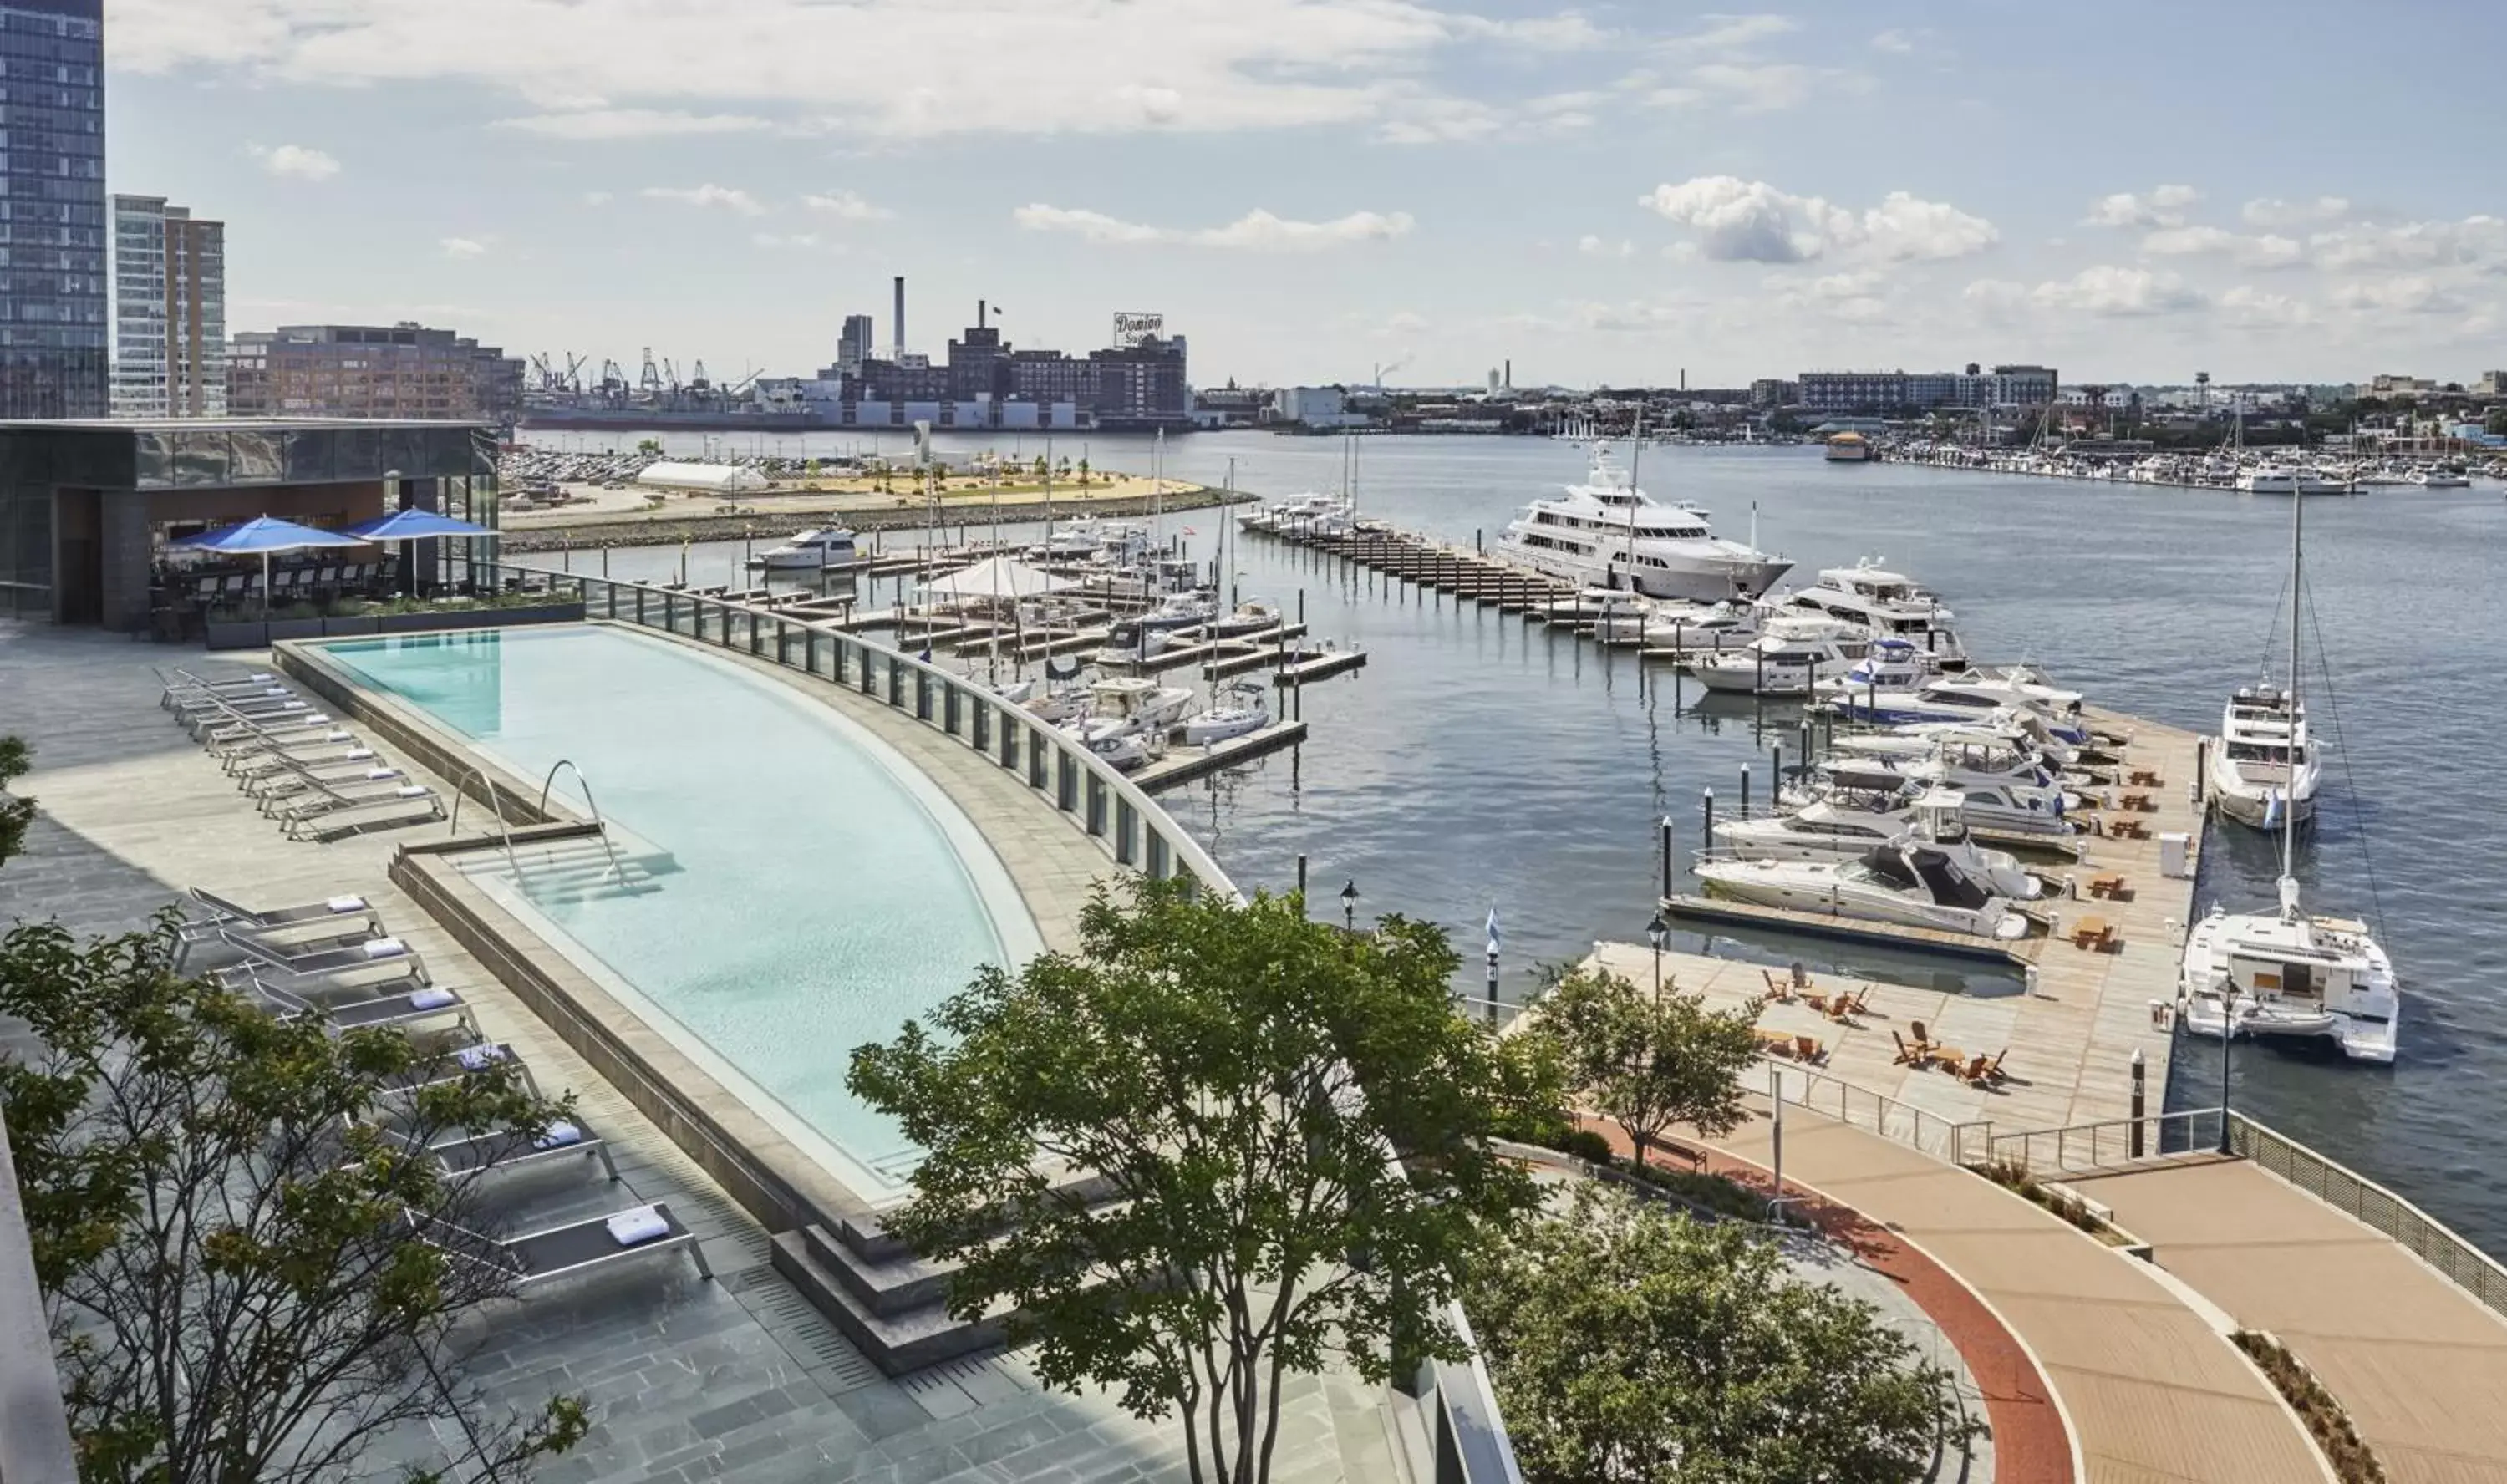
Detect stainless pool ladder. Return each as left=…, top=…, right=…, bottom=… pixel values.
left=445, top=764, right=525, bottom=883
left=537, top=759, right=628, bottom=887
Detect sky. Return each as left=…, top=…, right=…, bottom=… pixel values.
left=108, top=0, right=2507, bottom=391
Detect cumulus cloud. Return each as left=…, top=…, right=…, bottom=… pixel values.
left=750, top=232, right=824, bottom=249
left=1638, top=176, right=1996, bottom=264
left=2220, top=285, right=2313, bottom=327
left=2082, top=184, right=2199, bottom=229
left=2026, top=265, right=2208, bottom=316
left=1576, top=234, right=1635, bottom=258
left=2308, top=216, right=2507, bottom=271
left=2243, top=196, right=2352, bottom=228
left=251, top=143, right=339, bottom=181
left=493, top=109, right=773, bottom=140
left=2331, top=276, right=2466, bottom=314
left=1012, top=203, right=1415, bottom=251
left=801, top=191, right=893, bottom=221
left=641, top=184, right=765, bottom=216
left=439, top=236, right=488, bottom=260
left=2141, top=226, right=2305, bottom=269
left=1869, top=28, right=1916, bottom=53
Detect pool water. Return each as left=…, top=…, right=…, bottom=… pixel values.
left=319, top=624, right=1039, bottom=1199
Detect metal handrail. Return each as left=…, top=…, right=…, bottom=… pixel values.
left=443, top=762, right=526, bottom=885
left=536, top=758, right=628, bottom=886
left=1764, top=1060, right=1994, bottom=1166
left=2230, top=1113, right=2507, bottom=1321
left=1985, top=1107, right=2224, bottom=1177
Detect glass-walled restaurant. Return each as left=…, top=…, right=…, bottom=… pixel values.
left=0, top=419, right=498, bottom=633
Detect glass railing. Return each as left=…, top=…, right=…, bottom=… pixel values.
left=488, top=563, right=1228, bottom=898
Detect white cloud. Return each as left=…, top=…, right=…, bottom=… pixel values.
left=2027, top=264, right=2208, bottom=316
left=2243, top=196, right=2352, bottom=228
left=2082, top=184, right=2199, bottom=228
left=1661, top=14, right=1798, bottom=52
left=439, top=236, right=489, bottom=260
left=582, top=191, right=613, bottom=206
left=2141, top=226, right=2305, bottom=269
left=801, top=191, right=894, bottom=221
left=2220, top=286, right=2313, bottom=327
left=1638, top=177, right=1996, bottom=264
left=251, top=143, right=340, bottom=181
left=1650, top=60, right=1831, bottom=114
left=2331, top=275, right=2465, bottom=314
left=1869, top=28, right=1915, bottom=53
left=1576, top=234, right=1634, bottom=258
left=640, top=183, right=765, bottom=216
left=493, top=109, right=774, bottom=140
left=1012, top=203, right=1415, bottom=251
left=2308, top=216, right=2507, bottom=272
left=750, top=232, right=824, bottom=250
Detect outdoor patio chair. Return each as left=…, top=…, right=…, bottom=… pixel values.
left=1968, top=1049, right=2010, bottom=1086
left=181, top=886, right=383, bottom=939
left=244, top=969, right=473, bottom=1038
left=235, top=742, right=394, bottom=789
left=224, top=734, right=379, bottom=778
left=376, top=1039, right=522, bottom=1105
left=180, top=692, right=319, bottom=739
left=1758, top=968, right=1793, bottom=1002
left=409, top=1117, right=620, bottom=1185
left=260, top=770, right=424, bottom=821
left=1890, top=1030, right=1922, bottom=1065
left=1792, top=1034, right=1825, bottom=1064
left=417, top=1202, right=713, bottom=1290
left=199, top=710, right=348, bottom=755
left=178, top=910, right=384, bottom=972
left=1909, top=1019, right=1934, bottom=1049
left=158, top=667, right=282, bottom=709
left=282, top=784, right=446, bottom=841
left=218, top=925, right=426, bottom=984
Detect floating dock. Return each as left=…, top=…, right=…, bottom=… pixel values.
left=1131, top=721, right=1311, bottom=793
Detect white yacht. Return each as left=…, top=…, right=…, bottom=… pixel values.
left=1827, top=670, right=2090, bottom=745
left=2237, top=465, right=2300, bottom=495
left=1715, top=787, right=2046, bottom=900
left=1810, top=637, right=1940, bottom=705
left=1642, top=600, right=1759, bottom=653
left=2209, top=684, right=2320, bottom=830
left=1694, top=837, right=2028, bottom=940
left=1792, top=749, right=2079, bottom=837
left=1495, top=446, right=1789, bottom=602
left=1762, top=560, right=1969, bottom=669
left=2179, top=462, right=2398, bottom=1063
left=1833, top=710, right=2081, bottom=770
left=1180, top=682, right=1271, bottom=745
left=1691, top=617, right=1869, bottom=696
left=1208, top=598, right=1284, bottom=638
left=1245, top=491, right=1355, bottom=536
left=750, top=527, right=861, bottom=571
left=1093, top=591, right=1218, bottom=666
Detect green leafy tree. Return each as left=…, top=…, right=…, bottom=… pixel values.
left=848, top=881, right=1556, bottom=1484
left=0, top=915, right=592, bottom=1484
left=1032, top=454, right=1050, bottom=479
left=1530, top=965, right=1761, bottom=1169
left=2486, top=409, right=2507, bottom=437
left=0, top=734, right=32, bottom=868
left=1076, top=456, right=1091, bottom=486
left=633, top=437, right=662, bottom=455
left=1467, top=1186, right=1981, bottom=1483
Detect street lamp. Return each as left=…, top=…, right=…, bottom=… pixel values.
left=1646, top=910, right=1669, bottom=1000
left=1340, top=878, right=1359, bottom=937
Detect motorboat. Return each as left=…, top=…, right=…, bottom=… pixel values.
left=1494, top=441, right=1790, bottom=602
left=995, top=668, right=1089, bottom=724
left=1810, top=637, right=1940, bottom=704
left=2237, top=465, right=2299, bottom=495
left=2179, top=458, right=2398, bottom=1063
left=2408, top=465, right=2470, bottom=488
left=1826, top=669, right=2088, bottom=744
left=1093, top=591, right=1217, bottom=665
left=1642, top=599, right=1759, bottom=654
left=1690, top=617, right=1869, bottom=696
left=1833, top=710, right=2081, bottom=770
left=1693, top=837, right=2028, bottom=940
left=1761, top=560, right=1969, bottom=669
left=1715, top=787, right=2045, bottom=900
left=1789, top=750, right=2079, bottom=837
left=749, top=527, right=860, bottom=571
left=1249, top=491, right=1355, bottom=536
left=1208, top=598, right=1284, bottom=638
left=1083, top=675, right=1193, bottom=731
left=2208, top=684, right=2320, bottom=830
left=1180, top=682, right=1271, bottom=745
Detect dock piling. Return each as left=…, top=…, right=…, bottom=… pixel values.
left=1660, top=815, right=1675, bottom=899
left=1741, top=765, right=1752, bottom=817
left=1701, top=788, right=1715, bottom=858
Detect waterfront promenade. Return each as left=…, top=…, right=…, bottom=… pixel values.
left=0, top=623, right=1395, bottom=1484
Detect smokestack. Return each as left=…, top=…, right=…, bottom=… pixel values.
left=1503, top=358, right=1511, bottom=389
left=892, top=275, right=906, bottom=358
left=978, top=298, right=986, bottom=331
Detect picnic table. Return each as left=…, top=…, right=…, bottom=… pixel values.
left=2088, top=872, right=2129, bottom=899
left=2071, top=915, right=2116, bottom=951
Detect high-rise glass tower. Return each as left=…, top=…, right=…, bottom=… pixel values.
left=0, top=0, right=107, bottom=419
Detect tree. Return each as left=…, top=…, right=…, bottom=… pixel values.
left=1529, top=965, right=1761, bottom=1169
left=1032, top=454, right=1050, bottom=480
left=633, top=437, right=662, bottom=455
left=1467, top=1185, right=1981, bottom=1483
left=0, top=734, right=32, bottom=868
left=0, top=915, right=592, bottom=1484
left=848, top=881, right=1556, bottom=1484
left=1076, top=456, right=1091, bottom=486
left=2486, top=409, right=2507, bottom=437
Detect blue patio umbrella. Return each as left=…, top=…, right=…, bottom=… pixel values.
left=174, top=516, right=369, bottom=622
left=340, top=508, right=495, bottom=542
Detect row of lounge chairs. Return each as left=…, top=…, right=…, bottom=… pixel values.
left=175, top=884, right=709, bottom=1293
left=159, top=668, right=445, bottom=841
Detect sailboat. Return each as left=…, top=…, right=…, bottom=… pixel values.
left=2177, top=481, right=2398, bottom=1062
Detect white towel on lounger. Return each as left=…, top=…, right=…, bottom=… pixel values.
left=326, top=895, right=365, bottom=913
left=362, top=937, right=406, bottom=960
left=606, top=1207, right=669, bottom=1246
left=343, top=748, right=375, bottom=761
left=455, top=1044, right=507, bottom=1070
left=364, top=768, right=398, bottom=781
left=535, top=1121, right=583, bottom=1149
left=407, top=986, right=456, bottom=1010
left=394, top=785, right=427, bottom=799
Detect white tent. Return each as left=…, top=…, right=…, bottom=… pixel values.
left=915, top=556, right=1074, bottom=603
left=635, top=461, right=770, bottom=495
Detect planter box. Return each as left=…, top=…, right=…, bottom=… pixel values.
left=322, top=616, right=382, bottom=638
left=374, top=602, right=584, bottom=635
left=206, top=617, right=327, bottom=649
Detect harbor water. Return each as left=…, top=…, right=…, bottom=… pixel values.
left=546, top=429, right=2507, bottom=1252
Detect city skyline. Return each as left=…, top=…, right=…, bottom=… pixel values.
left=107, top=0, right=2507, bottom=389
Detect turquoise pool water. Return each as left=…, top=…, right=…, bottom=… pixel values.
left=318, top=624, right=1037, bottom=1198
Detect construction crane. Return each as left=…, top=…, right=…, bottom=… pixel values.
left=638, top=348, right=663, bottom=397
left=688, top=359, right=711, bottom=392
left=598, top=359, right=628, bottom=394
left=561, top=353, right=587, bottom=393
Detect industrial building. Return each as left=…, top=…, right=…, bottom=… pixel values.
left=1796, top=363, right=2060, bottom=414
left=226, top=323, right=526, bottom=424
left=111, top=195, right=227, bottom=419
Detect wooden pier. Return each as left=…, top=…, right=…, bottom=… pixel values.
left=1247, top=520, right=1579, bottom=614
left=1131, top=721, right=1311, bottom=793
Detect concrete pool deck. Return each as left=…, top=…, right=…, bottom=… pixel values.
left=0, top=623, right=1398, bottom=1483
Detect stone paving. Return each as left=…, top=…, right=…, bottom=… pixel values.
left=0, top=623, right=1399, bottom=1484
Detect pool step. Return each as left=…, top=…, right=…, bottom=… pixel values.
left=453, top=834, right=678, bottom=903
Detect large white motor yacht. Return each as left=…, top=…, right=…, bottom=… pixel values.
left=1715, top=788, right=2045, bottom=899
left=1694, top=837, right=2028, bottom=940
left=1827, top=668, right=2089, bottom=745
left=1833, top=711, right=2080, bottom=770
left=1495, top=448, right=1789, bottom=602
left=1762, top=560, right=1969, bottom=670
left=750, top=527, right=861, bottom=571
left=1791, top=749, right=2079, bottom=837
left=2209, top=684, right=2320, bottom=830
left=1691, top=617, right=1869, bottom=695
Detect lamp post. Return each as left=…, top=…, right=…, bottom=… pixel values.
left=1646, top=910, right=1669, bottom=1003
left=1340, top=878, right=1359, bottom=938
left=2130, top=1046, right=2148, bottom=1159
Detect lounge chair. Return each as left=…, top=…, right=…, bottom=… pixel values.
left=377, top=1040, right=521, bottom=1105
left=218, top=926, right=427, bottom=983
left=226, top=736, right=383, bottom=780
left=246, top=970, right=474, bottom=1037
left=158, top=668, right=282, bottom=709
left=201, top=715, right=353, bottom=759
left=177, top=691, right=317, bottom=737
left=249, top=761, right=410, bottom=807
left=407, top=1118, right=620, bottom=1185
left=1792, top=1034, right=1825, bottom=1064
left=1890, top=1029, right=1923, bottom=1066
left=282, top=785, right=445, bottom=841
left=420, top=1202, right=714, bottom=1289
left=180, top=887, right=382, bottom=940
left=167, top=679, right=297, bottom=719
left=179, top=911, right=383, bottom=972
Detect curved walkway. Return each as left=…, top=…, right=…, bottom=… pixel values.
left=1619, top=1105, right=2330, bottom=1482
left=2073, top=1156, right=2507, bottom=1484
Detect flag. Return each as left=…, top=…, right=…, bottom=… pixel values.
left=1485, top=907, right=1502, bottom=959
left=1182, top=526, right=1198, bottom=536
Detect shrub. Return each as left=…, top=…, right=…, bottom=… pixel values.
left=1554, top=1127, right=1616, bottom=1165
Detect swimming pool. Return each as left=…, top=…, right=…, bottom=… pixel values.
left=317, top=623, right=1041, bottom=1200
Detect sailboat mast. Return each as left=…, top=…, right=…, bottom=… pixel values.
left=2281, top=465, right=2303, bottom=897
left=1625, top=409, right=1644, bottom=573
